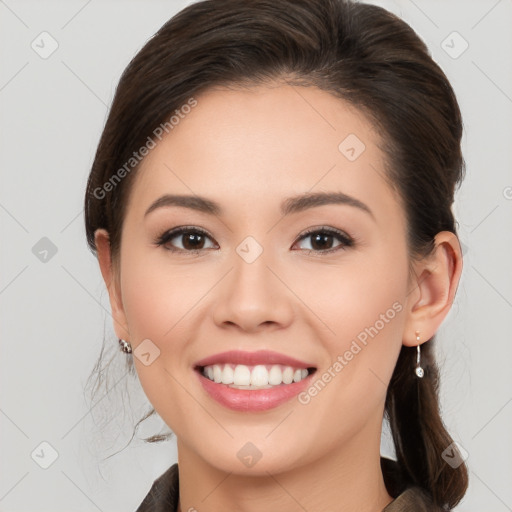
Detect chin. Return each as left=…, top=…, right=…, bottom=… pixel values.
left=196, top=439, right=308, bottom=477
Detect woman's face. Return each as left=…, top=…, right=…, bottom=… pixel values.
left=103, top=83, right=416, bottom=475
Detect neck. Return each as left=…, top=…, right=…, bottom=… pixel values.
left=176, top=418, right=394, bottom=512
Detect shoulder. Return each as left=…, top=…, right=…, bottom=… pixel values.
left=134, top=463, right=180, bottom=512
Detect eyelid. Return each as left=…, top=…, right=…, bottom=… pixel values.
left=154, top=225, right=217, bottom=253
left=292, top=226, right=354, bottom=252
left=154, top=225, right=355, bottom=254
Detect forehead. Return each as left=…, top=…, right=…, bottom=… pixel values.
left=126, top=84, right=402, bottom=226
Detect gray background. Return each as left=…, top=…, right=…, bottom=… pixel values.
left=1, top=0, right=511, bottom=510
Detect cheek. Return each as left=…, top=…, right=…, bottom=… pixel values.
left=300, top=250, right=406, bottom=331
left=120, top=252, right=203, bottom=430
left=295, top=268, right=406, bottom=436
left=300, top=247, right=408, bottom=384
left=120, top=246, right=201, bottom=341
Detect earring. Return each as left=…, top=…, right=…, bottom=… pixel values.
left=119, top=338, right=132, bottom=354
left=415, top=331, right=424, bottom=378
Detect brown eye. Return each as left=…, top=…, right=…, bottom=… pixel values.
left=179, top=232, right=207, bottom=250
left=294, top=228, right=353, bottom=253
left=155, top=227, right=216, bottom=253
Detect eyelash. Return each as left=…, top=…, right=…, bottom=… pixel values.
left=154, top=225, right=355, bottom=256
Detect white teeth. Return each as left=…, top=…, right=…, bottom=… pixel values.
left=202, top=363, right=312, bottom=387
left=233, top=365, right=251, bottom=385
left=251, top=365, right=268, bottom=386
left=268, top=365, right=282, bottom=385
left=221, top=365, right=234, bottom=384
left=282, top=366, right=294, bottom=384
left=213, top=365, right=222, bottom=383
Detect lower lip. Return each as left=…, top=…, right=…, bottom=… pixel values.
left=195, top=369, right=315, bottom=412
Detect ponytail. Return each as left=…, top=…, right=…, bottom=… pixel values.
left=385, top=336, right=469, bottom=509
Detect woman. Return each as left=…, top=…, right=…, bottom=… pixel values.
left=84, top=0, right=469, bottom=510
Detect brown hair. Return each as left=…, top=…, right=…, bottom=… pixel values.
left=84, top=0, right=468, bottom=507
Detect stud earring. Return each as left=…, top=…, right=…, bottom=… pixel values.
left=415, top=331, right=424, bottom=378
left=119, top=338, right=132, bottom=354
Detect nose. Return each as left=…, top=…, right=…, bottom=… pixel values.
left=212, top=246, right=295, bottom=333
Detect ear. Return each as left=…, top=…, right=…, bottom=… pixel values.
left=402, top=231, right=463, bottom=347
left=94, top=228, right=130, bottom=341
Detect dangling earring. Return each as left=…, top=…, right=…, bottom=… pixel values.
left=415, top=331, right=424, bottom=378
left=119, top=338, right=132, bottom=354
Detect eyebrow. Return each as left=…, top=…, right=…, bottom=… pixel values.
left=144, top=191, right=375, bottom=220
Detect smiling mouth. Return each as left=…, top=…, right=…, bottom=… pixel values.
left=194, top=363, right=317, bottom=389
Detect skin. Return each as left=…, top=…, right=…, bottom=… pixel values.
left=95, top=82, right=462, bottom=512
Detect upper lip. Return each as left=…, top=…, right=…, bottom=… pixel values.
left=194, top=350, right=317, bottom=369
